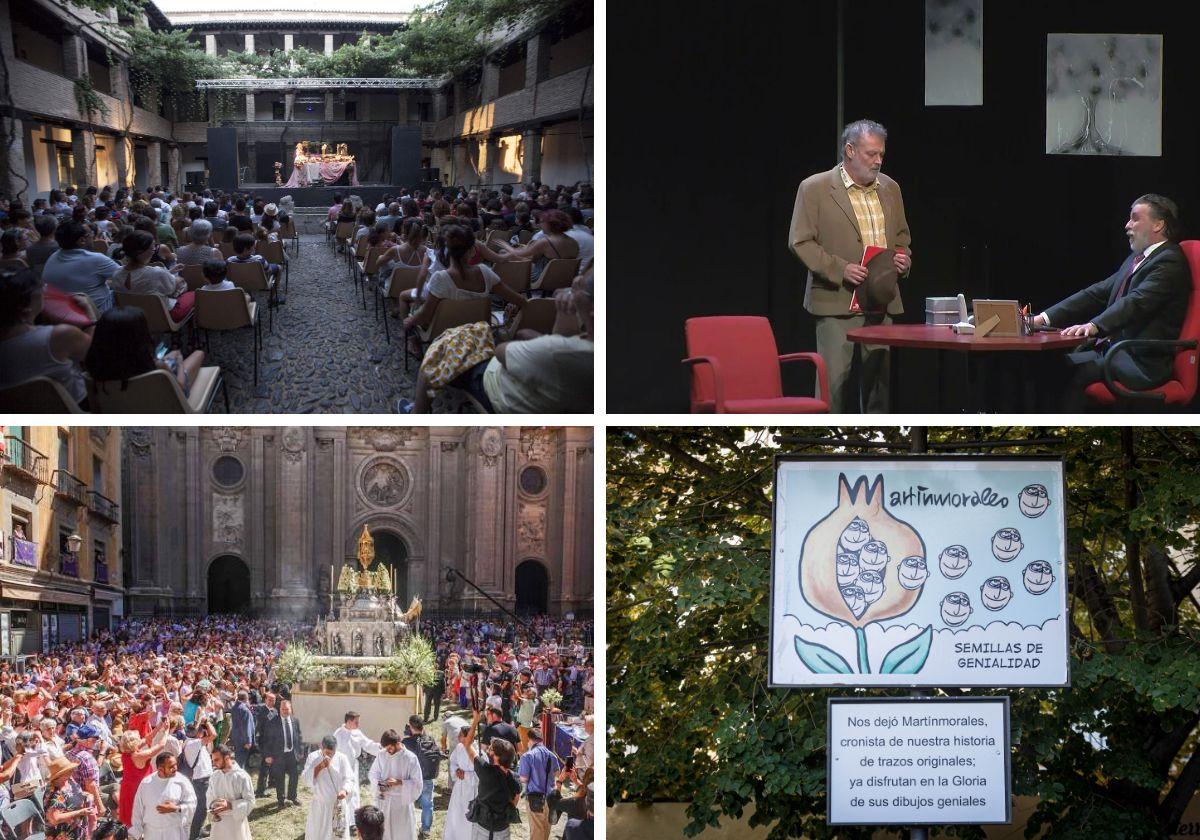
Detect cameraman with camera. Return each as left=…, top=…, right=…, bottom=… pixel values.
left=463, top=709, right=521, bottom=840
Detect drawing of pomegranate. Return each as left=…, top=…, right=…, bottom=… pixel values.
left=795, top=473, right=932, bottom=675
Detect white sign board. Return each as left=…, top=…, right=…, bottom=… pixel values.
left=827, top=697, right=1011, bottom=826
left=770, top=457, right=1068, bottom=687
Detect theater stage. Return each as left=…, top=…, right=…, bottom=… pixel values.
left=234, top=184, right=441, bottom=205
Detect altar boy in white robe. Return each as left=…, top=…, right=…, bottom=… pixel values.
left=334, top=711, right=382, bottom=819
left=131, top=753, right=197, bottom=840
left=207, top=744, right=255, bottom=840
left=366, top=729, right=423, bottom=840
left=302, top=735, right=357, bottom=840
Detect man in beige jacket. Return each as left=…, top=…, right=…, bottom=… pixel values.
left=789, top=119, right=912, bottom=413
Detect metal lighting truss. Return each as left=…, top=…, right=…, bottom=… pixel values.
left=195, top=77, right=440, bottom=90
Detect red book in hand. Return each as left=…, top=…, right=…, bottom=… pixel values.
left=848, top=246, right=890, bottom=313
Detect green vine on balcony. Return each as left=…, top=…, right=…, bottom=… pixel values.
left=73, top=76, right=111, bottom=121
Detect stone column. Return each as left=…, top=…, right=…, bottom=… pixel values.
left=274, top=427, right=315, bottom=616
left=207, top=92, right=219, bottom=127
left=521, top=127, right=543, bottom=184
left=285, top=92, right=295, bottom=122
left=246, top=140, right=257, bottom=182
left=245, top=92, right=255, bottom=121
left=525, top=32, right=550, bottom=88
left=324, top=91, right=334, bottom=121
left=397, top=91, right=410, bottom=125
left=463, top=428, right=510, bottom=608
left=481, top=60, right=500, bottom=103
left=284, top=33, right=294, bottom=53
left=481, top=135, right=499, bottom=186
left=324, top=33, right=334, bottom=57
left=205, top=33, right=216, bottom=56
left=166, top=144, right=182, bottom=193
left=360, top=92, right=370, bottom=122
left=146, top=140, right=162, bottom=188
left=0, top=0, right=16, bottom=61
left=63, top=34, right=87, bottom=80
left=114, top=135, right=134, bottom=188
left=109, top=62, right=130, bottom=103
left=184, top=429, right=201, bottom=601
left=1, top=117, right=28, bottom=204
left=243, top=33, right=254, bottom=55
left=452, top=82, right=467, bottom=116
left=71, top=129, right=97, bottom=186
left=432, top=90, right=447, bottom=122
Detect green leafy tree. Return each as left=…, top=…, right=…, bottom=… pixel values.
left=609, top=427, right=1200, bottom=840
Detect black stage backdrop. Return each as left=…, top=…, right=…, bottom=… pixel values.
left=609, top=0, right=1200, bottom=412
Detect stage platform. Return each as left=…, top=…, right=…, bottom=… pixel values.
left=232, top=184, right=439, bottom=205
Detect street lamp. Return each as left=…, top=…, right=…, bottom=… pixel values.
left=66, top=533, right=83, bottom=554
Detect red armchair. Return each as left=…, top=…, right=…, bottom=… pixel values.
left=682, top=316, right=830, bottom=413
left=1085, top=239, right=1200, bottom=408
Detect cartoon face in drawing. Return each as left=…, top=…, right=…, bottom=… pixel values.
left=835, top=550, right=860, bottom=586
left=838, top=516, right=871, bottom=553
left=980, top=576, right=1013, bottom=611
left=938, top=544, right=971, bottom=579
left=940, top=592, right=973, bottom=626
left=840, top=583, right=867, bottom=619
left=991, top=528, right=1024, bottom=562
left=1018, top=484, right=1051, bottom=518
left=857, top=569, right=885, bottom=604
left=897, top=555, right=929, bottom=590
left=1022, top=560, right=1055, bottom=594
left=858, top=540, right=889, bottom=572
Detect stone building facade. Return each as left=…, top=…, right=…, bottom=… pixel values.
left=0, top=425, right=123, bottom=655
left=121, top=426, right=592, bottom=619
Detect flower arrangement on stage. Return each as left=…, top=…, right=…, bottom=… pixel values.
left=274, top=162, right=283, bottom=186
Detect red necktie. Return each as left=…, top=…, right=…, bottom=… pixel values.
left=1113, top=252, right=1147, bottom=301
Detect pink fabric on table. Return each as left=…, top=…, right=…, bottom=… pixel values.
left=283, top=160, right=359, bottom=187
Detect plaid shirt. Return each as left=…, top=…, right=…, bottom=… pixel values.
left=68, top=743, right=100, bottom=787
left=839, top=165, right=888, bottom=251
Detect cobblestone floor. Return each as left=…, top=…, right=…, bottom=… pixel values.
left=199, top=234, right=426, bottom=413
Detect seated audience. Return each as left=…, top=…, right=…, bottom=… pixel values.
left=41, top=218, right=121, bottom=314
left=228, top=233, right=282, bottom=284
left=84, top=305, right=205, bottom=396
left=176, top=220, right=221, bottom=265
left=109, top=230, right=194, bottom=320
left=0, top=267, right=91, bottom=404
left=487, top=209, right=580, bottom=282
left=24, top=214, right=60, bottom=277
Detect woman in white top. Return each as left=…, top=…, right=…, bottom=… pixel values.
left=443, top=725, right=478, bottom=840
left=403, top=223, right=525, bottom=334
left=396, top=224, right=526, bottom=414
left=110, top=230, right=193, bottom=320
left=380, top=218, right=433, bottom=318
left=0, top=267, right=90, bottom=404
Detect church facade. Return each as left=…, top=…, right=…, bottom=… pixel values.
left=121, top=426, right=593, bottom=618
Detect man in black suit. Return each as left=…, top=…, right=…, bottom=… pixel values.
left=1034, top=194, right=1191, bottom=410
left=263, top=698, right=304, bottom=805
left=251, top=690, right=278, bottom=797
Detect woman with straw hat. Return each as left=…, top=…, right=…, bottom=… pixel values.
left=43, top=754, right=97, bottom=840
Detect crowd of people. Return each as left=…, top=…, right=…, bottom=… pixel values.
left=0, top=179, right=595, bottom=414
left=324, top=181, right=595, bottom=415
left=0, top=614, right=594, bottom=840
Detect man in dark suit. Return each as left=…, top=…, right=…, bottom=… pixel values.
left=263, top=698, right=304, bottom=805
left=251, top=690, right=278, bottom=797
left=1034, top=194, right=1191, bottom=410
left=230, top=690, right=255, bottom=770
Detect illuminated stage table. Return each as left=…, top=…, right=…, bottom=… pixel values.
left=846, top=323, right=1082, bottom=412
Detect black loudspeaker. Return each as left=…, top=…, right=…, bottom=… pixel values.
left=390, top=126, right=422, bottom=187
left=421, top=167, right=440, bottom=182
left=206, top=127, right=239, bottom=189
